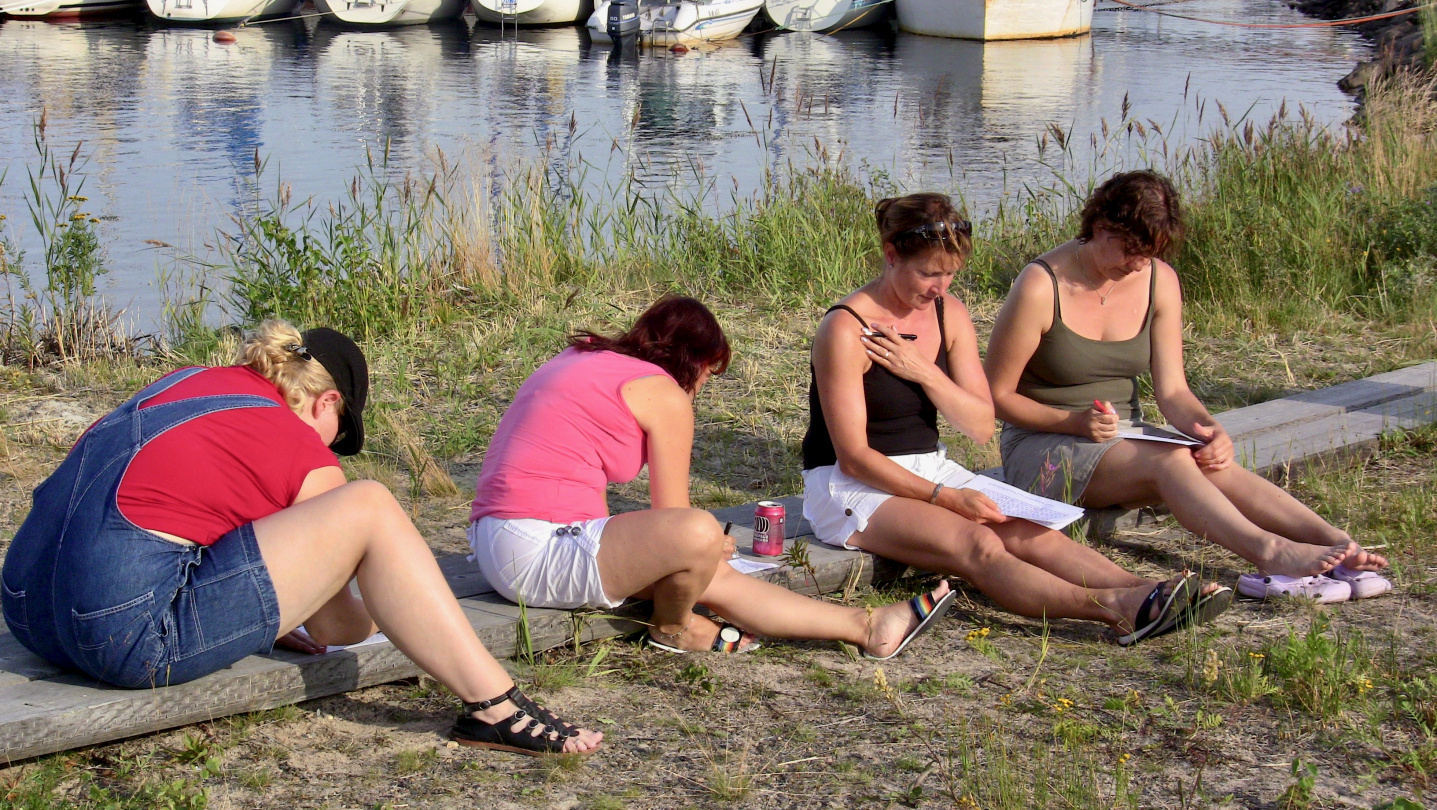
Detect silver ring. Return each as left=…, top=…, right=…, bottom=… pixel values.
left=885, top=350, right=891, bottom=359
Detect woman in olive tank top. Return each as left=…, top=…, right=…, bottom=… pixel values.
left=803, top=192, right=1227, bottom=646
left=986, top=170, right=1391, bottom=601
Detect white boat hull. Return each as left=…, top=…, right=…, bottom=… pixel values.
left=896, top=0, right=1092, bottom=40
left=587, top=0, right=762, bottom=46
left=762, top=0, right=887, bottom=33
left=3, top=0, right=139, bottom=17
left=313, top=0, right=463, bottom=25
left=146, top=0, right=296, bottom=23
left=469, top=0, right=589, bottom=25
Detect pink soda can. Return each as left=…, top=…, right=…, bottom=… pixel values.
left=752, top=501, right=786, bottom=556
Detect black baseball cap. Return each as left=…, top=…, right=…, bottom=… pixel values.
left=301, top=327, right=368, bottom=456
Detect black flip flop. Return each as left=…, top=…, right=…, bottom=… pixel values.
left=1178, top=585, right=1233, bottom=630
left=1117, top=574, right=1194, bottom=647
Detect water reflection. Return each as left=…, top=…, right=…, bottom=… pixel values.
left=0, top=5, right=1369, bottom=317
left=313, top=21, right=469, bottom=149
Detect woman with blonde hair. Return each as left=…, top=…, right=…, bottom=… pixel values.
left=2, top=320, right=601, bottom=757
left=803, top=192, right=1227, bottom=645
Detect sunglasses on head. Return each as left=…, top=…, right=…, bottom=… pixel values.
left=897, top=219, right=973, bottom=242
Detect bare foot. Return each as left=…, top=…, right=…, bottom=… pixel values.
left=1341, top=547, right=1388, bottom=571
left=472, top=700, right=604, bottom=755
left=862, top=580, right=952, bottom=659
left=1257, top=539, right=1353, bottom=577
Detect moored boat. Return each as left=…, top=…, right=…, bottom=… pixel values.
left=469, top=0, right=589, bottom=25
left=146, top=0, right=297, bottom=24
left=895, top=0, right=1091, bottom=40
left=2, top=0, right=139, bottom=18
left=762, top=0, right=887, bottom=34
left=313, top=0, right=464, bottom=26
left=587, top=0, right=762, bottom=47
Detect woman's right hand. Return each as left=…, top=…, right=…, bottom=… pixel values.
left=937, top=487, right=1008, bottom=524
left=1074, top=404, right=1120, bottom=443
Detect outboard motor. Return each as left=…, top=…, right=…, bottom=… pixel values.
left=607, top=0, right=641, bottom=39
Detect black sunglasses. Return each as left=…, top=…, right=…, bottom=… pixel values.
left=897, top=219, right=973, bottom=242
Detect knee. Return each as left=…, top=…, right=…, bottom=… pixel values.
left=953, top=525, right=1008, bottom=570
left=672, top=509, right=726, bottom=565
left=338, top=480, right=407, bottom=527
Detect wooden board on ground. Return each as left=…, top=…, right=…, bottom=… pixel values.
left=1, top=362, right=1434, bottom=762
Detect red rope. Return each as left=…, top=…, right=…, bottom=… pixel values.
left=1104, top=0, right=1433, bottom=28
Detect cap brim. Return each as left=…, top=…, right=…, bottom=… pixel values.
left=330, top=408, right=364, bottom=456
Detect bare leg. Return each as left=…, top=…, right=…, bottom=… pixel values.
left=1205, top=465, right=1388, bottom=571
left=851, top=497, right=1157, bottom=631
left=596, top=509, right=944, bottom=657
left=695, top=566, right=952, bottom=659
left=991, top=519, right=1153, bottom=590
left=1080, top=441, right=1353, bottom=577
left=254, top=480, right=601, bottom=754
left=595, top=508, right=726, bottom=650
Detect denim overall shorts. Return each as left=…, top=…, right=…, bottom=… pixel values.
left=1, top=367, right=285, bottom=688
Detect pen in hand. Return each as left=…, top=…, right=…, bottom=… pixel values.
left=1092, top=400, right=1117, bottom=416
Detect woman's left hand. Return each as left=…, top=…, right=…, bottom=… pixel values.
left=861, top=323, right=934, bottom=384
left=275, top=627, right=327, bottom=655
left=1188, top=422, right=1234, bottom=471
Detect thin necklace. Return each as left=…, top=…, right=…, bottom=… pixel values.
left=1098, top=279, right=1118, bottom=305
left=1077, top=249, right=1118, bottom=305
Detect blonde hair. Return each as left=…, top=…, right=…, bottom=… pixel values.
left=238, top=319, right=342, bottom=415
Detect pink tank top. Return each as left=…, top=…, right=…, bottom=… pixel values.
left=470, top=347, right=671, bottom=523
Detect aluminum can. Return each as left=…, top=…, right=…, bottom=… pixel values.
left=752, top=501, right=786, bottom=556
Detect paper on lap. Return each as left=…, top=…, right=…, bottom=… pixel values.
left=943, top=471, right=1085, bottom=531
left=1116, top=425, right=1204, bottom=447
left=296, top=625, right=390, bottom=653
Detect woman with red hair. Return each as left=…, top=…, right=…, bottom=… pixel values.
left=468, top=296, right=954, bottom=658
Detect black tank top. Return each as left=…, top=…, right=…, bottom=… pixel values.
left=802, top=300, right=949, bottom=470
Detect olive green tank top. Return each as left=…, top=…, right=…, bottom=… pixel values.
left=1015, top=259, right=1155, bottom=421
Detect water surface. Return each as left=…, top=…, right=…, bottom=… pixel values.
left=0, top=2, right=1369, bottom=319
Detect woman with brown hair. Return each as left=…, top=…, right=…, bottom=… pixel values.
left=2, top=320, right=603, bottom=757
left=468, top=295, right=955, bottom=660
left=984, top=170, right=1390, bottom=602
left=803, top=193, right=1223, bottom=645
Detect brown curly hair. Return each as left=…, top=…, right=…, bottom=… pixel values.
left=1077, top=170, right=1185, bottom=258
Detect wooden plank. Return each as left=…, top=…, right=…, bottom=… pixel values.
left=0, top=634, right=64, bottom=688
left=1215, top=361, right=1437, bottom=438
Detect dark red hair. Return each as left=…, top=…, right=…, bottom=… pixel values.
left=569, top=296, right=731, bottom=393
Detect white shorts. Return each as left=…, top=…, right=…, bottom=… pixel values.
left=467, top=515, right=621, bottom=610
left=802, top=444, right=974, bottom=550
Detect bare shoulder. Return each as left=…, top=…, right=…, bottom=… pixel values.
left=940, top=291, right=977, bottom=337
left=1008, top=262, right=1057, bottom=303
left=994, top=263, right=1056, bottom=331
left=1150, top=259, right=1183, bottom=306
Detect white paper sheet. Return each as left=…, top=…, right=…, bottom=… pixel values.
left=1116, top=426, right=1204, bottom=446
left=295, top=625, right=390, bottom=654
left=950, top=474, right=1086, bottom=531
left=728, top=557, right=779, bottom=575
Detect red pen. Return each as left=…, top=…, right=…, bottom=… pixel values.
left=1093, top=399, right=1117, bottom=415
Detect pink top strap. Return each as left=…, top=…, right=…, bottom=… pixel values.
left=471, top=348, right=671, bottom=523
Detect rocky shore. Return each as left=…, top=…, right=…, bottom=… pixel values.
left=1292, top=0, right=1434, bottom=92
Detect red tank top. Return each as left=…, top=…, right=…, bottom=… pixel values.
left=116, top=366, right=339, bottom=545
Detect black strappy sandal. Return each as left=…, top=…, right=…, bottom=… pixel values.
left=450, top=686, right=596, bottom=757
